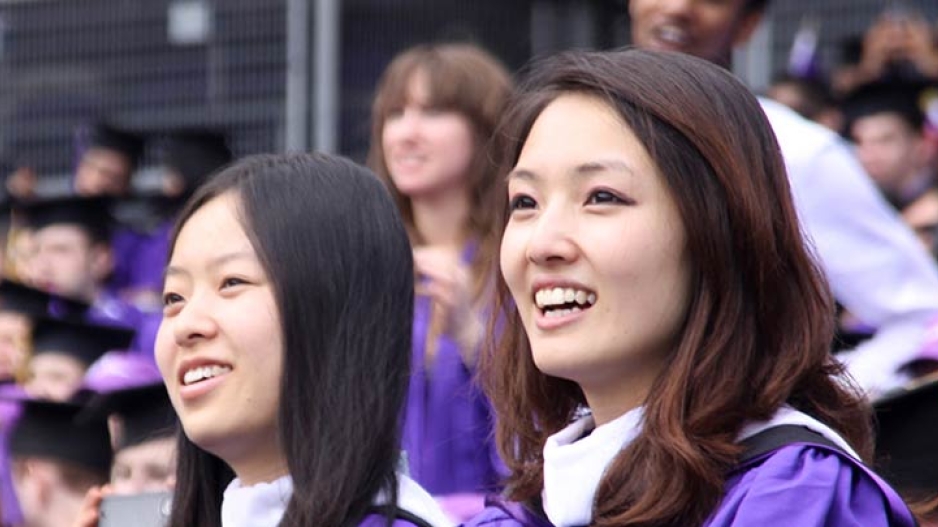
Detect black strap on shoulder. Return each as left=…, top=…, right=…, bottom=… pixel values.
left=738, top=424, right=843, bottom=464
left=364, top=504, right=435, bottom=527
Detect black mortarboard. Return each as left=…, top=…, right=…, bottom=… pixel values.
left=0, top=279, right=54, bottom=318
left=89, top=383, right=176, bottom=450
left=31, top=317, right=135, bottom=368
left=842, top=81, right=929, bottom=134
left=874, top=377, right=938, bottom=493
left=0, top=278, right=90, bottom=321
left=157, top=129, right=231, bottom=187
left=87, top=123, right=144, bottom=169
left=9, top=398, right=112, bottom=475
left=21, top=195, right=114, bottom=243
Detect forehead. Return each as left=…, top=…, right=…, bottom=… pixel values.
left=35, top=223, right=92, bottom=243
left=631, top=0, right=750, bottom=16
left=853, top=112, right=918, bottom=137
left=376, top=59, right=472, bottom=117
left=170, top=193, right=255, bottom=262
left=516, top=94, right=652, bottom=169
left=0, top=312, right=30, bottom=328
left=81, top=147, right=131, bottom=169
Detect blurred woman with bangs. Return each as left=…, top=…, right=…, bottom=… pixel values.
left=367, top=43, right=512, bottom=519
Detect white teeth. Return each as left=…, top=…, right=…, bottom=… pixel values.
left=544, top=306, right=582, bottom=318
left=182, top=365, right=232, bottom=386
left=657, top=25, right=688, bottom=45
left=549, top=288, right=562, bottom=304
left=534, top=286, right=597, bottom=309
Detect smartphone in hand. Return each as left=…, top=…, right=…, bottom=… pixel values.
left=99, top=491, right=172, bottom=527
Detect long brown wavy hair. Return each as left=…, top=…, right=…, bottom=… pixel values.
left=367, top=42, right=512, bottom=297
left=483, top=48, right=873, bottom=527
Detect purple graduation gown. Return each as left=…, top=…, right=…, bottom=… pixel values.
left=86, top=291, right=160, bottom=357
left=109, top=220, right=172, bottom=301
left=402, top=247, right=502, bottom=496
left=358, top=513, right=438, bottom=527
left=0, top=385, right=25, bottom=526
left=463, top=444, right=917, bottom=526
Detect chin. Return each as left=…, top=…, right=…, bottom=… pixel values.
left=531, top=352, right=584, bottom=382
left=185, top=425, right=234, bottom=459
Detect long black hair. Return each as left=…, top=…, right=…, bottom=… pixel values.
left=164, top=152, right=415, bottom=527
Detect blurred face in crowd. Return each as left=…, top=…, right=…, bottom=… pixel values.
left=31, top=225, right=110, bottom=302
left=628, top=0, right=763, bottom=67
left=381, top=70, right=476, bottom=200
left=157, top=192, right=286, bottom=485
left=25, top=352, right=86, bottom=402
left=850, top=112, right=931, bottom=197
left=9, top=229, right=38, bottom=285
left=74, top=147, right=133, bottom=197
left=12, top=458, right=93, bottom=527
left=110, top=436, right=176, bottom=494
left=0, top=312, right=30, bottom=381
left=500, top=94, right=691, bottom=422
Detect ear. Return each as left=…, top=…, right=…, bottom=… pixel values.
left=914, top=135, right=937, bottom=167
left=13, top=459, right=54, bottom=507
left=732, top=10, right=765, bottom=48
left=89, top=243, right=114, bottom=284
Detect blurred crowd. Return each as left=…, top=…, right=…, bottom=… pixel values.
left=0, top=2, right=936, bottom=527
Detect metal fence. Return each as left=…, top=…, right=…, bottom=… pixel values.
left=0, top=0, right=934, bottom=184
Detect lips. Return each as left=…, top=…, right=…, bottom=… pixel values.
left=528, top=280, right=598, bottom=330
left=645, top=23, right=693, bottom=53
left=175, top=358, right=233, bottom=402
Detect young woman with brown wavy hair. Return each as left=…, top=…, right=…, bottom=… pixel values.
left=466, top=48, right=916, bottom=527
left=367, top=43, right=512, bottom=520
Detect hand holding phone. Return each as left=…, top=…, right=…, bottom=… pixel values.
left=98, top=491, right=172, bottom=527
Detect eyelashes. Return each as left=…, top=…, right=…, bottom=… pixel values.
left=508, top=189, right=633, bottom=212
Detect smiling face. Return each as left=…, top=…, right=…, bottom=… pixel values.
left=380, top=71, right=476, bottom=200
left=628, top=0, right=762, bottom=67
left=156, top=192, right=285, bottom=484
left=500, top=93, right=691, bottom=422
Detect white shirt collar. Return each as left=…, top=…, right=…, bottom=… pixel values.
left=542, top=407, right=644, bottom=527
left=540, top=405, right=855, bottom=527
left=220, top=472, right=454, bottom=527
left=221, top=474, right=293, bottom=527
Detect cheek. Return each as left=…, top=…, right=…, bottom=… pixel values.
left=153, top=323, right=175, bottom=381
left=451, top=127, right=476, bottom=163
left=381, top=120, right=403, bottom=150
left=499, top=229, right=525, bottom=291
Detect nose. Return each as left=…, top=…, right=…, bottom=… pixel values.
left=658, top=0, right=693, bottom=16
left=525, top=205, right=579, bottom=266
left=385, top=106, right=421, bottom=141
left=171, top=293, right=218, bottom=347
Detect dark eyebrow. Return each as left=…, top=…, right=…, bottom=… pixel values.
left=573, top=159, right=636, bottom=176
left=507, top=159, right=636, bottom=182
left=506, top=168, right=537, bottom=182
left=163, top=250, right=256, bottom=281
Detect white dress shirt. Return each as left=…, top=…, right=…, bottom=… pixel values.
left=220, top=471, right=454, bottom=527
left=761, top=98, right=938, bottom=397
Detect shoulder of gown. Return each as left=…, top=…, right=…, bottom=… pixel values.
left=709, top=444, right=917, bottom=526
